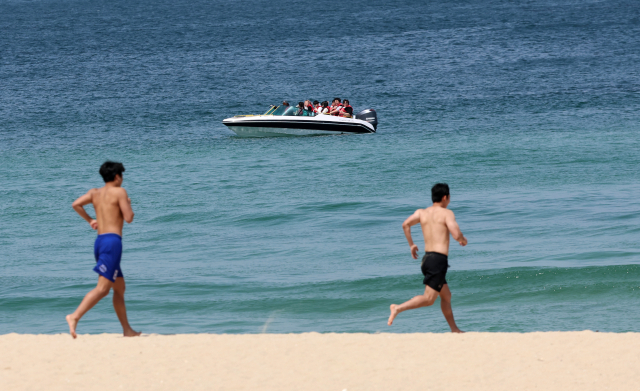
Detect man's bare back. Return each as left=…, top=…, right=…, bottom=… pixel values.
left=72, top=184, right=133, bottom=236
left=388, top=184, right=467, bottom=332
left=91, top=186, right=132, bottom=236
left=412, top=206, right=467, bottom=257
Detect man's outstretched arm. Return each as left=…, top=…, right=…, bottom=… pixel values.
left=445, top=211, right=467, bottom=246
left=402, top=210, right=421, bottom=259
left=72, top=189, right=98, bottom=230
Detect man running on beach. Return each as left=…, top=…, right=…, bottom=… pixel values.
left=66, top=161, right=140, bottom=338
left=388, top=183, right=467, bottom=333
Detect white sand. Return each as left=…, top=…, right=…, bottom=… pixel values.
left=1, top=332, right=639, bottom=390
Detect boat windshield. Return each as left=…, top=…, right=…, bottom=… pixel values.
left=270, top=105, right=288, bottom=115
left=263, top=106, right=277, bottom=115
left=268, top=105, right=315, bottom=117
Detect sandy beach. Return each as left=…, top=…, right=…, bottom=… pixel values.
left=1, top=331, right=639, bottom=390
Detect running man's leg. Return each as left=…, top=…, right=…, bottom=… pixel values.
left=439, top=284, right=463, bottom=333
left=66, top=276, right=113, bottom=338
left=388, top=285, right=440, bottom=326
left=112, top=277, right=141, bottom=337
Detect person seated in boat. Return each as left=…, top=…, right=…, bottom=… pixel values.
left=330, top=98, right=343, bottom=116
left=316, top=101, right=330, bottom=115
left=328, top=99, right=335, bottom=113
left=304, top=100, right=314, bottom=112
left=339, top=99, right=352, bottom=116
left=313, top=100, right=321, bottom=112
left=295, top=102, right=304, bottom=116
left=340, top=106, right=353, bottom=118
left=303, top=100, right=316, bottom=116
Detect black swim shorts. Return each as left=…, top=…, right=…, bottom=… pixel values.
left=421, top=252, right=449, bottom=292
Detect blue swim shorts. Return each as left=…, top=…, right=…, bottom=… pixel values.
left=93, top=233, right=123, bottom=282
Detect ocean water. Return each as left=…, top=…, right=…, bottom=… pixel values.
left=1, top=0, right=639, bottom=334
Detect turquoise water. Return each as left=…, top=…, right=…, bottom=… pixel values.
left=1, top=0, right=639, bottom=334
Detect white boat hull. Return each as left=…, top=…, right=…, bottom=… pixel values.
left=222, top=115, right=376, bottom=137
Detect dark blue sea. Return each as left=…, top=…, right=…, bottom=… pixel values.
left=1, top=0, right=639, bottom=334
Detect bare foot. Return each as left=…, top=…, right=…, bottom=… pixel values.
left=123, top=329, right=142, bottom=337
left=66, top=314, right=78, bottom=339
left=451, top=328, right=465, bottom=333
left=388, top=304, right=399, bottom=326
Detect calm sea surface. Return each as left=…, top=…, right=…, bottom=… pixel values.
left=1, top=0, right=639, bottom=334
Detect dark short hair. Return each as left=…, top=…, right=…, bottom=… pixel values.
left=313, top=100, right=319, bottom=105
left=333, top=97, right=341, bottom=103
left=344, top=99, right=349, bottom=105
left=99, top=161, right=125, bottom=183
left=431, top=183, right=450, bottom=203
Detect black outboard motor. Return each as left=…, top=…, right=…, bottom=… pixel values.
left=355, top=109, right=378, bottom=131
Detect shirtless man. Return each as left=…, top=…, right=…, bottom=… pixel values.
left=387, top=183, right=467, bottom=332
left=66, top=161, right=140, bottom=338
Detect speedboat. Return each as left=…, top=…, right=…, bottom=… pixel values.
left=222, top=105, right=378, bottom=137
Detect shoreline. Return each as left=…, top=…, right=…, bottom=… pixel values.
left=2, top=331, right=639, bottom=390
